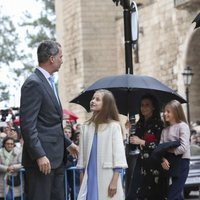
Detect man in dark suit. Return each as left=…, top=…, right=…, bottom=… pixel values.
left=20, top=40, right=78, bottom=200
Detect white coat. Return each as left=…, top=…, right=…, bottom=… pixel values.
left=0, top=146, right=23, bottom=198
left=77, top=121, right=128, bottom=200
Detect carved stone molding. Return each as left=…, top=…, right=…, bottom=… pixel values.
left=174, top=0, right=200, bottom=10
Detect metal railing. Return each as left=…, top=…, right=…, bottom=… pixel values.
left=64, top=166, right=79, bottom=200
left=3, top=167, right=125, bottom=200
left=3, top=168, right=25, bottom=200
left=2, top=167, right=79, bottom=200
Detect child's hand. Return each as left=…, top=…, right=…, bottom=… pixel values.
left=108, top=180, right=117, bottom=198
left=161, top=157, right=170, bottom=170
left=108, top=172, right=119, bottom=197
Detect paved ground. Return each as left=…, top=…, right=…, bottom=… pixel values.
left=185, top=191, right=200, bottom=200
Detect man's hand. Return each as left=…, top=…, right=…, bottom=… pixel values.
left=67, top=143, right=79, bottom=158
left=36, top=156, right=51, bottom=175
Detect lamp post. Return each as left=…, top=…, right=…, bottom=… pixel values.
left=112, top=0, right=139, bottom=74
left=112, top=2, right=139, bottom=195
left=182, top=66, right=193, bottom=126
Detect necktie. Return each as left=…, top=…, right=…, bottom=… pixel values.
left=48, top=76, right=59, bottom=102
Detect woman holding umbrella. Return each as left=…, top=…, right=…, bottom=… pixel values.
left=126, top=94, right=164, bottom=200
left=77, top=89, right=127, bottom=200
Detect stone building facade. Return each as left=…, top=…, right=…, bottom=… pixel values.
left=55, top=0, right=200, bottom=123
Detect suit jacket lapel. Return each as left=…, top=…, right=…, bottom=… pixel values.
left=35, top=69, right=63, bottom=116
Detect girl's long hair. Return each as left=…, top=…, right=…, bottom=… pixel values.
left=164, top=100, right=187, bottom=126
left=88, top=89, right=119, bottom=129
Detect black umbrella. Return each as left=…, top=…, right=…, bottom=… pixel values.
left=192, top=12, right=200, bottom=29
left=70, top=74, right=186, bottom=115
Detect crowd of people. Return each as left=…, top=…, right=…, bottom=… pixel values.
left=0, top=107, right=81, bottom=200
left=190, top=121, right=200, bottom=156
left=0, top=40, right=197, bottom=200
left=0, top=108, right=22, bottom=200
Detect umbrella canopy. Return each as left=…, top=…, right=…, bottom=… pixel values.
left=70, top=74, right=186, bottom=115
left=192, top=12, right=200, bottom=29
left=63, top=109, right=78, bottom=121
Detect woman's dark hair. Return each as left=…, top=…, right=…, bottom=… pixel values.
left=138, top=94, right=161, bottom=122
left=2, top=137, right=15, bottom=148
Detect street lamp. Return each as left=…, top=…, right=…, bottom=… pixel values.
left=112, top=0, right=139, bottom=74
left=182, top=66, right=193, bottom=126
left=112, top=2, right=139, bottom=194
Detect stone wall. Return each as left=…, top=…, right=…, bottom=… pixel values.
left=56, top=0, right=200, bottom=123
left=55, top=0, right=122, bottom=122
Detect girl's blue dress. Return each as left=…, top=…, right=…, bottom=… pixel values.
left=86, top=133, right=98, bottom=200
left=85, top=133, right=122, bottom=200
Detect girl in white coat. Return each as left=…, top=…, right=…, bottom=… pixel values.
left=77, top=89, right=127, bottom=200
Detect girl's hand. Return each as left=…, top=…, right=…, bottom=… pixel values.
left=108, top=172, right=119, bottom=198
left=161, top=157, right=170, bottom=170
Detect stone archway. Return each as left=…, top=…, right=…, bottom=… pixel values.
left=185, top=29, right=200, bottom=123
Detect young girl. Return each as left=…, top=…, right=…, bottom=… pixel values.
left=77, top=89, right=127, bottom=200
left=160, top=100, right=190, bottom=200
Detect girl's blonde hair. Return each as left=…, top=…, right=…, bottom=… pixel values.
left=88, top=89, right=119, bottom=129
left=164, top=100, right=187, bottom=126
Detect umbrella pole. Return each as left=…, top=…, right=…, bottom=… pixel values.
left=123, top=0, right=133, bottom=74
left=125, top=114, right=139, bottom=197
